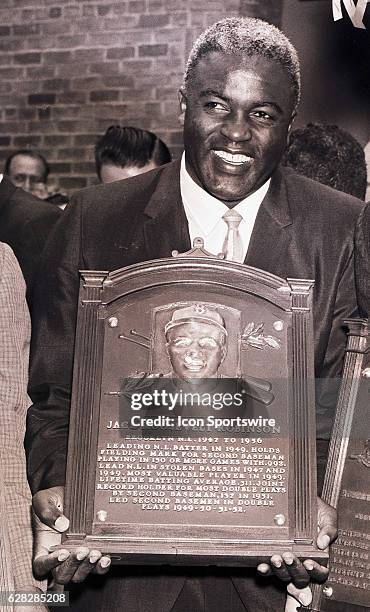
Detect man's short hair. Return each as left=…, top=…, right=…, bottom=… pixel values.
left=4, top=149, right=49, bottom=182
left=95, top=126, right=172, bottom=180
left=184, top=17, right=301, bottom=112
left=283, top=123, right=367, bottom=200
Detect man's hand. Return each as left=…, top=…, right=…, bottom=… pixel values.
left=32, top=486, right=111, bottom=584
left=257, top=498, right=337, bottom=608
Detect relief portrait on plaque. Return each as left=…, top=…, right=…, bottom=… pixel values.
left=159, top=303, right=230, bottom=379
left=118, top=300, right=275, bottom=430
left=62, top=250, right=324, bottom=568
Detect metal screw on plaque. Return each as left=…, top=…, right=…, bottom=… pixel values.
left=323, top=586, right=333, bottom=598
left=97, top=510, right=108, bottom=522
left=273, top=513, right=286, bottom=526
left=273, top=320, right=284, bottom=332
left=108, top=316, right=118, bottom=328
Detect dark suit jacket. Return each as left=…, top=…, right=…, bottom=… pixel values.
left=354, top=201, right=370, bottom=371
left=25, top=161, right=362, bottom=611
left=354, top=200, right=370, bottom=318
left=0, top=176, right=61, bottom=300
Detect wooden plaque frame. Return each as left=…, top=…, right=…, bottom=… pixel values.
left=63, top=248, right=325, bottom=566
left=305, top=318, right=369, bottom=611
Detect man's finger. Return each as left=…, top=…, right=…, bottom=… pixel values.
left=256, top=562, right=272, bottom=577
left=70, top=550, right=103, bottom=583
left=269, top=555, right=292, bottom=582
left=303, top=559, right=330, bottom=583
left=94, top=556, right=111, bottom=575
left=281, top=554, right=309, bottom=589
left=32, top=486, right=69, bottom=531
left=317, top=529, right=336, bottom=550
left=33, top=549, right=70, bottom=577
left=53, top=548, right=90, bottom=585
left=317, top=498, right=337, bottom=549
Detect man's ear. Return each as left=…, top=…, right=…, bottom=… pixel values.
left=178, top=88, right=187, bottom=126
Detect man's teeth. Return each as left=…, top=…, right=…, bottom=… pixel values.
left=184, top=356, right=204, bottom=369
left=214, top=150, right=252, bottom=165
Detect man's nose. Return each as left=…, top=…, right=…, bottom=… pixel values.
left=220, top=112, right=252, bottom=143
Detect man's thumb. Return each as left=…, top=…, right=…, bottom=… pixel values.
left=32, top=486, right=69, bottom=532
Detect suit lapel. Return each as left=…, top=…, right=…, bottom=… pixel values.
left=245, top=167, right=293, bottom=278
left=122, top=163, right=292, bottom=273
left=140, top=159, right=191, bottom=260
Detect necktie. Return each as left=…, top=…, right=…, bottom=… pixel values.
left=222, top=209, right=244, bottom=262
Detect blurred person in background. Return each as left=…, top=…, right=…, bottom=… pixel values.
left=95, top=125, right=172, bottom=183
left=0, top=172, right=61, bottom=302
left=4, top=149, right=68, bottom=209
left=283, top=123, right=367, bottom=200
left=283, top=122, right=367, bottom=494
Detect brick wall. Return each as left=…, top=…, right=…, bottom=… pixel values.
left=0, top=0, right=283, bottom=194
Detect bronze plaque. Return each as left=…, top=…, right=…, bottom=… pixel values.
left=306, top=320, right=370, bottom=611
left=63, top=242, right=325, bottom=566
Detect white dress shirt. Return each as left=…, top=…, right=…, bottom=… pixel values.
left=180, top=154, right=270, bottom=260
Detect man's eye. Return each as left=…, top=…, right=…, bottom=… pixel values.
left=251, top=110, right=273, bottom=121
left=204, top=101, right=227, bottom=112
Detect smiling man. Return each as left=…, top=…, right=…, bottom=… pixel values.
left=181, top=52, right=297, bottom=205
left=26, top=17, right=361, bottom=612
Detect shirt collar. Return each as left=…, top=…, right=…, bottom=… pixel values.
left=180, top=153, right=270, bottom=235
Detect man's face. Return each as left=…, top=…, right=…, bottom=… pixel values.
left=180, top=52, right=295, bottom=204
left=100, top=160, right=159, bottom=183
left=8, top=154, right=47, bottom=194
left=166, top=321, right=226, bottom=380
